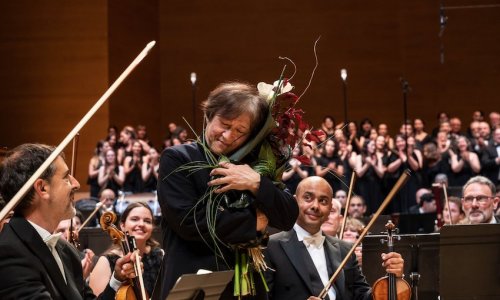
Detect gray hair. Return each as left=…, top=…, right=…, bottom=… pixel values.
left=462, top=176, right=496, bottom=196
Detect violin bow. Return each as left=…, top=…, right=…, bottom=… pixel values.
left=442, top=183, right=452, bottom=225
left=69, top=133, right=80, bottom=247
left=318, top=170, right=411, bottom=299
left=433, top=182, right=452, bottom=225
left=338, top=171, right=356, bottom=239
left=77, top=201, right=104, bottom=232
left=0, top=41, right=156, bottom=221
left=129, top=235, right=148, bottom=300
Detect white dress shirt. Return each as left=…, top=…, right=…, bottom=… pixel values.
left=294, top=224, right=336, bottom=300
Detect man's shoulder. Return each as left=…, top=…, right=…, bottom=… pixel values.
left=161, top=143, right=204, bottom=161
left=269, top=230, right=293, bottom=242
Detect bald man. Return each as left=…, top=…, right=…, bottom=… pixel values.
left=264, top=176, right=404, bottom=300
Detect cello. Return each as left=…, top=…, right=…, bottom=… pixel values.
left=372, top=220, right=411, bottom=300
left=100, top=211, right=148, bottom=300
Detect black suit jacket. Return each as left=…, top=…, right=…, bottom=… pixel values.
left=157, top=143, right=298, bottom=299
left=481, top=143, right=499, bottom=185
left=264, top=230, right=371, bottom=300
left=0, top=216, right=116, bottom=300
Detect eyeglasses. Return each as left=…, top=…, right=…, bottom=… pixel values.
left=462, top=195, right=493, bottom=205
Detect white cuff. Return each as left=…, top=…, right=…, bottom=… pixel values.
left=109, top=272, right=124, bottom=291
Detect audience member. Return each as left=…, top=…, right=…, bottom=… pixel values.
left=98, top=149, right=125, bottom=196
left=377, top=123, right=394, bottom=150
left=142, top=147, right=160, bottom=192
left=117, top=128, right=136, bottom=164
left=315, top=139, right=344, bottom=193
left=413, top=118, right=431, bottom=147
left=356, top=139, right=386, bottom=215
left=320, top=115, right=336, bottom=137
left=88, top=140, right=110, bottom=198
left=136, top=124, right=152, bottom=153
left=489, top=111, right=500, bottom=130
left=123, top=140, right=145, bottom=193
left=481, top=127, right=500, bottom=186
left=448, top=136, right=481, bottom=186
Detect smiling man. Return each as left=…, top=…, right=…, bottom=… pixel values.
left=264, top=176, right=404, bottom=300
left=0, top=143, right=137, bottom=299
left=461, top=176, right=499, bottom=224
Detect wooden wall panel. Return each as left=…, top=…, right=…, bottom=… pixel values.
left=0, top=1, right=109, bottom=187
left=108, top=0, right=161, bottom=146
left=2, top=1, right=500, bottom=192
left=159, top=0, right=500, bottom=136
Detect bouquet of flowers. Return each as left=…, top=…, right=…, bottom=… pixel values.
left=167, top=57, right=324, bottom=298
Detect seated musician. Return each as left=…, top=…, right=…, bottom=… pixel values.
left=461, top=176, right=499, bottom=224
left=56, top=211, right=96, bottom=280
left=264, top=176, right=404, bottom=300
left=441, top=196, right=465, bottom=225
left=0, top=143, right=138, bottom=299
left=342, top=217, right=365, bottom=267
left=89, top=202, right=163, bottom=296
left=321, top=198, right=343, bottom=237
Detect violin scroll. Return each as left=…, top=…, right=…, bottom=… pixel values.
left=100, top=211, right=124, bottom=245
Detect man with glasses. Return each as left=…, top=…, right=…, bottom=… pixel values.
left=461, top=176, right=499, bottom=224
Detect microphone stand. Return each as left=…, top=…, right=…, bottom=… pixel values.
left=400, top=78, right=411, bottom=213
left=191, top=72, right=197, bottom=130
left=341, top=69, right=348, bottom=124
left=439, top=3, right=448, bottom=64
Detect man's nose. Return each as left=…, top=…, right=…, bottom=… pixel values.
left=70, top=175, right=81, bottom=191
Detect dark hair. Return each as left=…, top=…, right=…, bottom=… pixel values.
left=120, top=202, right=160, bottom=249
left=323, top=115, right=335, bottom=125
left=74, top=209, right=84, bottom=224
left=201, top=82, right=269, bottom=136
left=95, top=140, right=106, bottom=156
left=0, top=144, right=60, bottom=214
left=419, top=193, right=434, bottom=207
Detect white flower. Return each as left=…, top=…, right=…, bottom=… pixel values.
left=257, top=80, right=293, bottom=102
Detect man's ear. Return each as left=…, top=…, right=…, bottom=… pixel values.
left=33, top=178, right=49, bottom=198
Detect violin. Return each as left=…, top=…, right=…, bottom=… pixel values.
left=318, top=170, right=411, bottom=299
left=372, top=220, right=411, bottom=300
left=100, top=211, right=148, bottom=300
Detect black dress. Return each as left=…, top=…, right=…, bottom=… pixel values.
left=385, top=152, right=418, bottom=214
left=123, top=157, right=144, bottom=193
left=105, top=247, right=163, bottom=296
left=449, top=154, right=478, bottom=187
left=356, top=155, right=387, bottom=215
left=87, top=159, right=103, bottom=198
left=316, top=155, right=344, bottom=193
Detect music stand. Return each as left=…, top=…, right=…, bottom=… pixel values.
left=440, top=224, right=500, bottom=299
left=166, top=270, right=234, bottom=300
left=395, top=213, right=437, bottom=234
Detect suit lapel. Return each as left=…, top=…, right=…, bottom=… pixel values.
left=9, top=217, right=77, bottom=299
left=324, top=236, right=346, bottom=300
left=280, top=230, right=317, bottom=296
left=58, top=242, right=85, bottom=299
